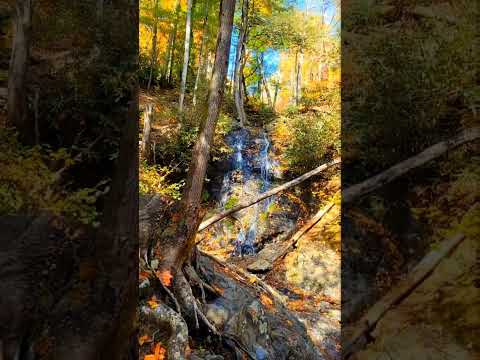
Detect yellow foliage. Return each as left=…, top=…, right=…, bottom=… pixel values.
left=0, top=128, right=100, bottom=224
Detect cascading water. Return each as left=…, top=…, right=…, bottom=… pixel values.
left=215, top=128, right=275, bottom=257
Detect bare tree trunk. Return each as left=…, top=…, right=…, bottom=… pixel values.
left=147, top=0, right=159, bottom=90
left=233, top=0, right=249, bottom=127
left=141, top=103, right=153, bottom=162
left=178, top=0, right=194, bottom=113
left=95, top=90, right=139, bottom=360
left=273, top=81, right=279, bottom=110
left=7, top=0, right=32, bottom=143
left=259, top=52, right=272, bottom=108
left=295, top=51, right=302, bottom=106
left=166, top=0, right=181, bottom=85
left=154, top=0, right=237, bottom=274
left=192, top=0, right=210, bottom=107
left=343, top=127, right=480, bottom=203
left=242, top=70, right=248, bottom=104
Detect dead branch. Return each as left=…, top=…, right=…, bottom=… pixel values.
left=343, top=128, right=480, bottom=204
left=343, top=233, right=466, bottom=359
left=247, top=200, right=336, bottom=272
left=199, top=158, right=340, bottom=231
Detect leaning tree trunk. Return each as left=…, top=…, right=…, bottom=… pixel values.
left=154, top=0, right=236, bottom=278
left=178, top=0, right=194, bottom=113
left=7, top=0, right=32, bottom=144
left=233, top=0, right=249, bottom=127
left=192, top=0, right=210, bottom=107
left=147, top=0, right=159, bottom=90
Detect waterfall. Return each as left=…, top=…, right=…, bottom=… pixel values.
left=217, top=128, right=275, bottom=256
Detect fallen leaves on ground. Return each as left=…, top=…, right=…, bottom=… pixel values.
left=156, top=270, right=173, bottom=286
left=259, top=293, right=274, bottom=309
left=138, top=334, right=152, bottom=346
left=147, top=296, right=159, bottom=309
left=144, top=343, right=166, bottom=360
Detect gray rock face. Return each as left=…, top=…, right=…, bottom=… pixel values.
left=199, top=254, right=325, bottom=360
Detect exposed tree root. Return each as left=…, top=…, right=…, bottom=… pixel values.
left=141, top=304, right=188, bottom=360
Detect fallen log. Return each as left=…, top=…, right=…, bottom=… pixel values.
left=343, top=127, right=480, bottom=204
left=247, top=200, right=336, bottom=272
left=343, top=233, right=466, bottom=359
left=199, top=158, right=340, bottom=231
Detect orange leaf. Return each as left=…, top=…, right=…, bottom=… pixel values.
left=144, top=343, right=166, bottom=360
left=138, top=334, right=152, bottom=346
left=259, top=293, right=274, bottom=309
left=147, top=296, right=159, bottom=309
left=139, top=271, right=150, bottom=281
left=288, top=299, right=308, bottom=312
left=156, top=270, right=173, bottom=286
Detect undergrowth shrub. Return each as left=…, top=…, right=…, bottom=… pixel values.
left=0, top=128, right=101, bottom=224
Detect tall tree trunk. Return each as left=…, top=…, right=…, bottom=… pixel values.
left=163, top=0, right=179, bottom=84
left=273, top=81, right=279, bottom=110
left=242, top=69, right=248, bottom=104
left=147, top=0, right=159, bottom=90
left=7, top=0, right=31, bottom=144
left=155, top=0, right=236, bottom=274
left=233, top=0, right=249, bottom=127
left=192, top=0, right=210, bottom=107
left=295, top=51, right=302, bottom=106
left=95, top=90, right=139, bottom=360
left=141, top=103, right=153, bottom=162
left=166, top=0, right=181, bottom=85
left=178, top=0, right=194, bottom=113
left=259, top=52, right=272, bottom=108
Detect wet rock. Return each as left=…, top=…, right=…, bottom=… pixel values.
left=204, top=355, right=224, bottom=360
left=199, top=254, right=324, bottom=360
left=247, top=258, right=272, bottom=272
left=205, top=303, right=230, bottom=330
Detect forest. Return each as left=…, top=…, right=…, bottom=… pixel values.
left=0, top=0, right=477, bottom=359
left=138, top=0, right=341, bottom=358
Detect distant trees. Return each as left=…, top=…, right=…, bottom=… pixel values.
left=7, top=0, right=31, bottom=143
left=233, top=0, right=249, bottom=126
left=178, top=0, right=194, bottom=113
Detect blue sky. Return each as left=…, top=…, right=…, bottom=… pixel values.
left=226, top=0, right=339, bottom=81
